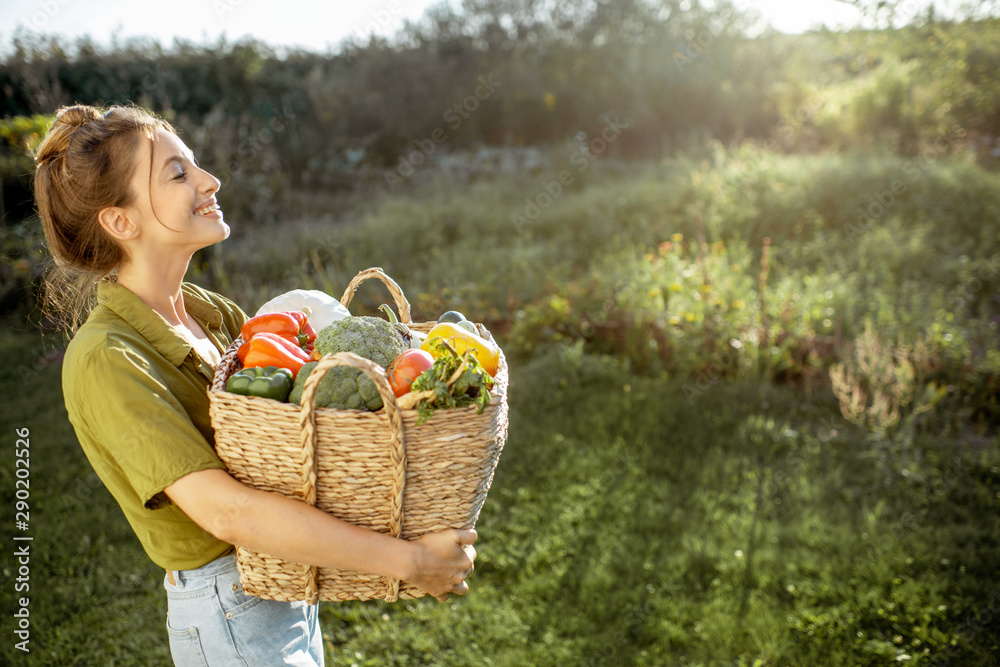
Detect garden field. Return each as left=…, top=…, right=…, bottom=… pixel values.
left=1, top=152, right=998, bottom=665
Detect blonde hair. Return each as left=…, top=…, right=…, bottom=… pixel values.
left=33, top=104, right=175, bottom=333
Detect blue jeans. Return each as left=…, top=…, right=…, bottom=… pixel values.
left=164, top=554, right=324, bottom=666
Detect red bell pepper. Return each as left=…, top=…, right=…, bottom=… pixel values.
left=286, top=311, right=318, bottom=348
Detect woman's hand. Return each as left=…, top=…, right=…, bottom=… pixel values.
left=407, top=528, right=478, bottom=601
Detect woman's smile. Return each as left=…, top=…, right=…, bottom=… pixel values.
left=194, top=199, right=223, bottom=218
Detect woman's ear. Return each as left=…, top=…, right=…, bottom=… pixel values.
left=98, top=206, right=140, bottom=242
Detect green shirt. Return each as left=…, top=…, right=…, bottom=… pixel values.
left=62, top=280, right=247, bottom=571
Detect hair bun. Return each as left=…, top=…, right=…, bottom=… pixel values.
left=56, top=105, right=104, bottom=128
left=34, top=105, right=105, bottom=165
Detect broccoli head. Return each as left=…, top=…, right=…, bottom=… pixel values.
left=291, top=316, right=409, bottom=411
left=314, top=315, right=408, bottom=368
left=289, top=361, right=384, bottom=411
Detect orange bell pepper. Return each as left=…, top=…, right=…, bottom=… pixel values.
left=241, top=332, right=311, bottom=378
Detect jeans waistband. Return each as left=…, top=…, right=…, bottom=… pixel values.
left=167, top=553, right=237, bottom=585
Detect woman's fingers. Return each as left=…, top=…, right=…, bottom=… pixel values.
left=413, top=528, right=480, bottom=600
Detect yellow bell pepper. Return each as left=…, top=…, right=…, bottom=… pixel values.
left=421, top=322, right=500, bottom=377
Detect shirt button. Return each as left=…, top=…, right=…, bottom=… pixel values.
left=232, top=583, right=239, bottom=592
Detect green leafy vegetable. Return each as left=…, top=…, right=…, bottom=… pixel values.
left=406, top=338, right=494, bottom=424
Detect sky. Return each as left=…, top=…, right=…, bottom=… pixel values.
left=0, top=0, right=971, bottom=53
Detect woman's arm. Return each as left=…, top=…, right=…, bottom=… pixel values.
left=164, top=468, right=475, bottom=601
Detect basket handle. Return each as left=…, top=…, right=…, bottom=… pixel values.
left=339, top=267, right=412, bottom=324
left=211, top=334, right=244, bottom=393
left=297, top=352, right=408, bottom=603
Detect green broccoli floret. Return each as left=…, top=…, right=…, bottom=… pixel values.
left=314, top=315, right=408, bottom=368
left=289, top=361, right=384, bottom=411
left=290, top=316, right=408, bottom=411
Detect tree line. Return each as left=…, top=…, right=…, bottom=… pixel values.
left=1, top=0, right=999, bottom=225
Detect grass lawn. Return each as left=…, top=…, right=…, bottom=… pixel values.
left=1, top=329, right=997, bottom=666
left=2, top=150, right=998, bottom=666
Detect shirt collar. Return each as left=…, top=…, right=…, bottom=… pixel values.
left=96, top=280, right=224, bottom=367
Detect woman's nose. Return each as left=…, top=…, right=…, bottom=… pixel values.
left=200, top=167, right=221, bottom=195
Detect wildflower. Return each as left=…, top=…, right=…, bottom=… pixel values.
left=549, top=296, right=571, bottom=314
left=671, top=232, right=684, bottom=243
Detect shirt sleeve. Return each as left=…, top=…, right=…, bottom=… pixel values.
left=64, top=339, right=226, bottom=511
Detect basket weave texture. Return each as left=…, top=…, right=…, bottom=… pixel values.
left=208, top=268, right=509, bottom=603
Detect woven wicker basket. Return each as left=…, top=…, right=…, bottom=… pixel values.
left=208, top=268, right=509, bottom=603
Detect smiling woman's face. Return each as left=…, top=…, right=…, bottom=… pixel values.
left=126, top=128, right=229, bottom=255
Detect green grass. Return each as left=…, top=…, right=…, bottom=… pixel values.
left=2, top=152, right=999, bottom=665
left=1, top=330, right=997, bottom=666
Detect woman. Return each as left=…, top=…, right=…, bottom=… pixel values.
left=34, top=104, right=476, bottom=665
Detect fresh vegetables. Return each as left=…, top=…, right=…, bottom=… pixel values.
left=289, top=360, right=385, bottom=410
left=225, top=366, right=294, bottom=402
left=288, top=311, right=318, bottom=348
left=240, top=311, right=316, bottom=350
left=397, top=338, right=495, bottom=424
left=314, top=314, right=409, bottom=366
left=386, top=349, right=435, bottom=397
left=290, top=311, right=410, bottom=411
left=255, top=289, right=350, bottom=332
left=420, top=321, right=500, bottom=377
left=241, top=332, right=311, bottom=378
left=378, top=303, right=430, bottom=350
left=235, top=289, right=503, bottom=418
left=408, top=329, right=428, bottom=350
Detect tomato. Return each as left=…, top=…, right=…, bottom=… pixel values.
left=386, top=349, right=435, bottom=398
